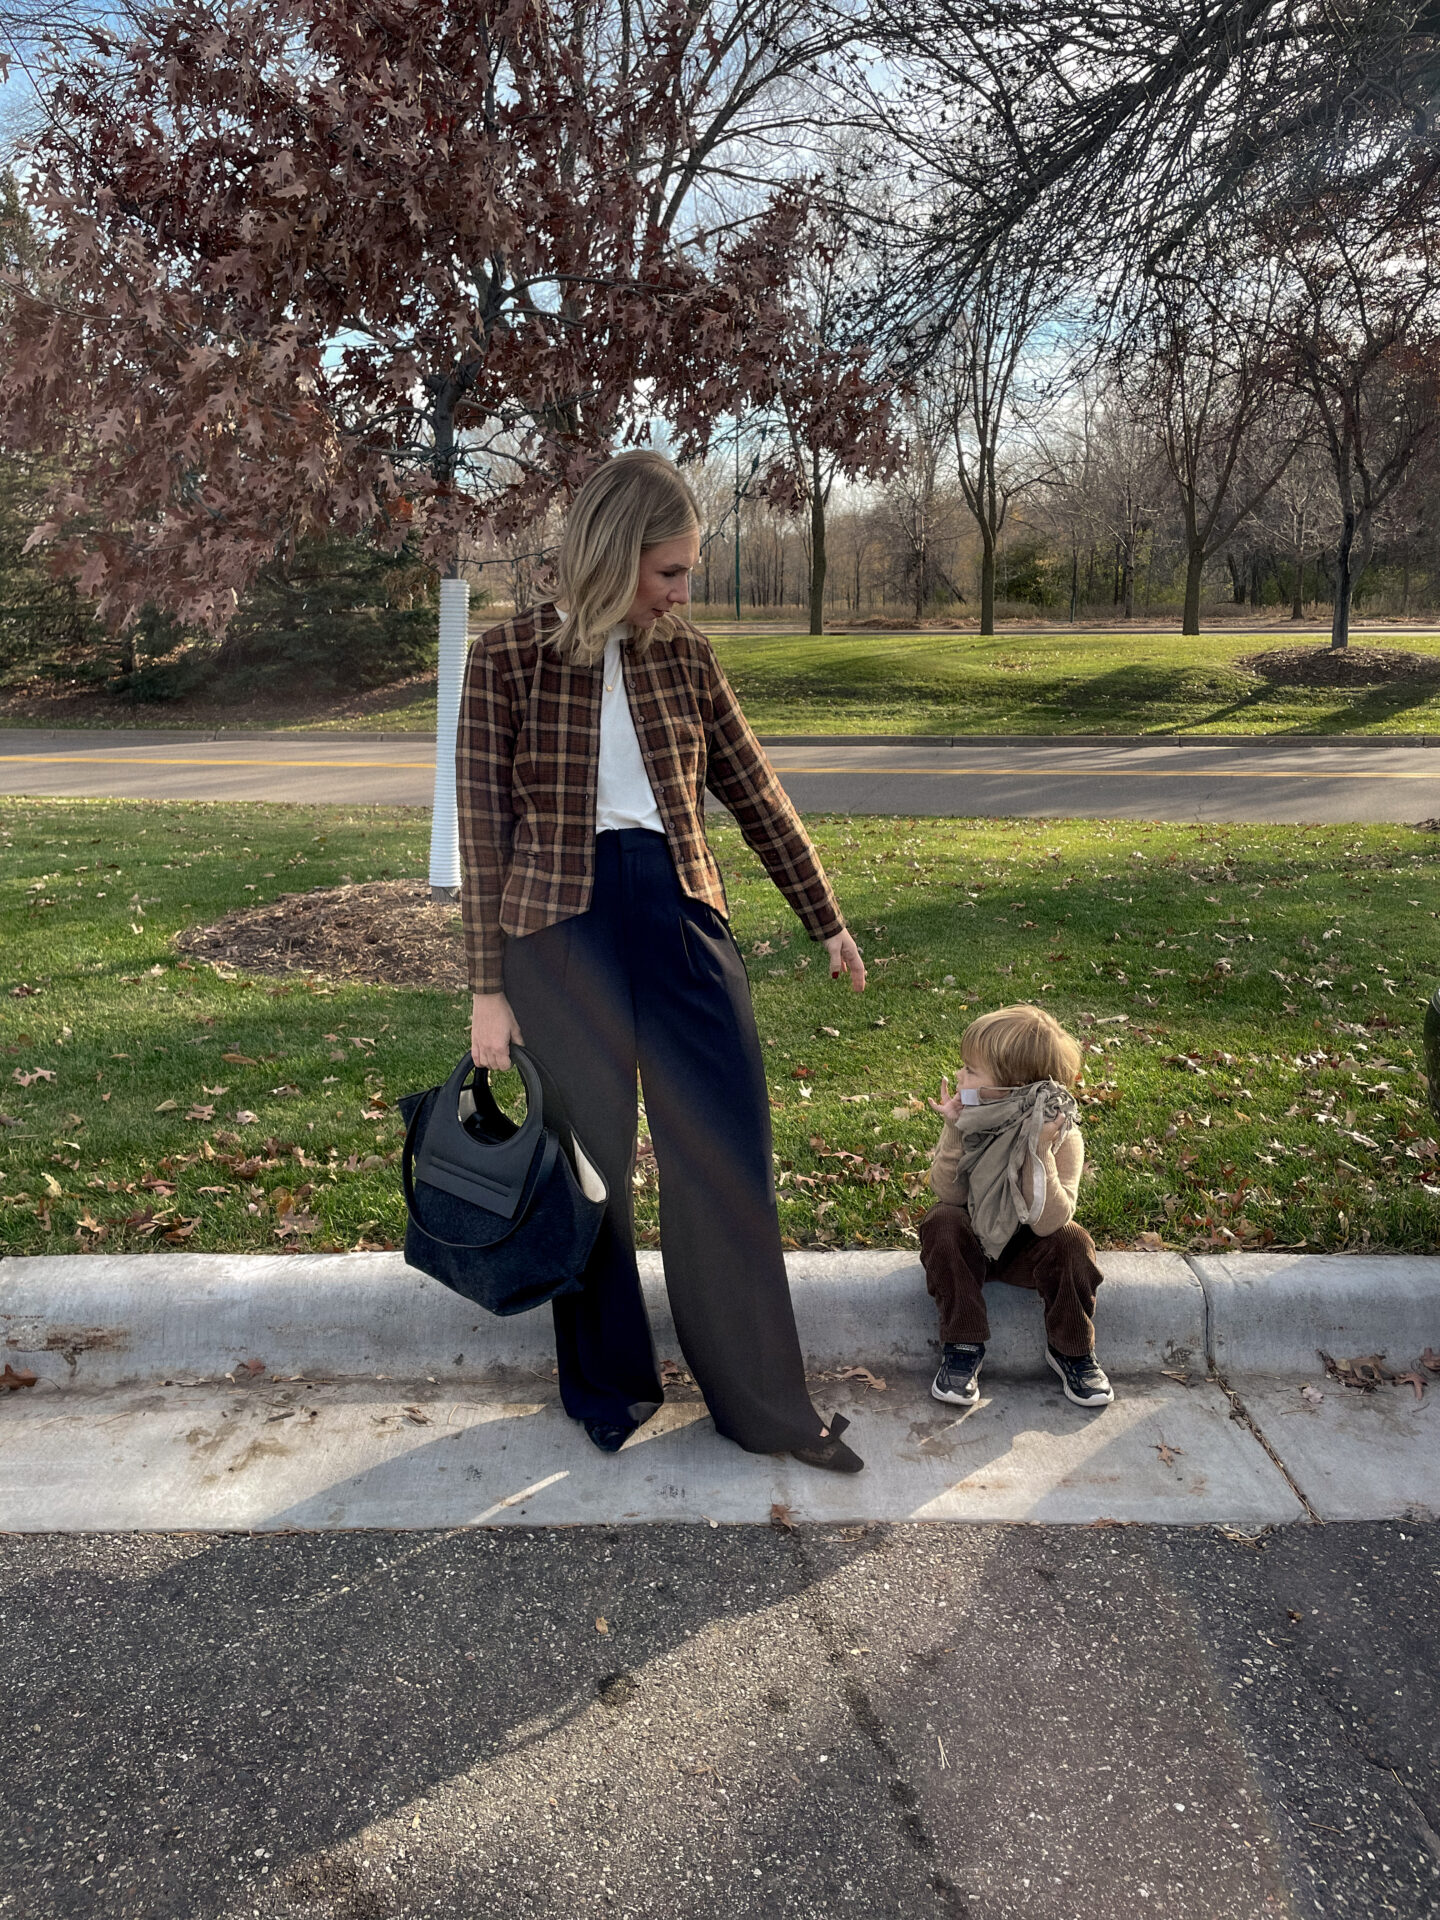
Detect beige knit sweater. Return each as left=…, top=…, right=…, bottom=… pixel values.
left=929, top=1118, right=1085, bottom=1237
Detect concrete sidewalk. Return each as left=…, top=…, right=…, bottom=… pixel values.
left=2, top=1250, right=1437, bottom=1531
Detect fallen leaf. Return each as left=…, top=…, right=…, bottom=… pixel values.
left=12, top=1067, right=56, bottom=1086
left=41, top=1171, right=62, bottom=1198
left=222, top=1053, right=259, bottom=1065
left=234, top=1110, right=259, bottom=1125
left=835, top=1366, right=888, bottom=1392
left=1155, top=1441, right=1184, bottom=1467
left=153, top=1098, right=178, bottom=1113
left=236, top=1358, right=266, bottom=1378
left=1392, top=1371, right=1426, bottom=1403
left=1421, top=1348, right=1440, bottom=1374
left=595, top=1616, right=610, bottom=1634
left=1300, top=1384, right=1324, bottom=1405
left=769, top=1503, right=796, bottom=1532
left=360, top=1107, right=388, bottom=1121
left=185, top=1105, right=216, bottom=1121
left=1, top=1363, right=39, bottom=1391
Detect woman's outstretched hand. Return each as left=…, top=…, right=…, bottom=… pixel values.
left=824, top=928, right=866, bottom=993
left=470, top=992, right=524, bottom=1071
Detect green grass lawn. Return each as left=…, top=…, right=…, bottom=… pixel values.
left=300, top=628, right=1440, bottom=738
left=3, top=800, right=1438, bottom=1258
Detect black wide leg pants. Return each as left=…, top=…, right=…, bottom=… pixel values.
left=502, top=828, right=826, bottom=1453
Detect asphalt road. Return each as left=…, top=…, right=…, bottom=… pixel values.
left=1, top=1522, right=1436, bottom=1920
left=2, top=730, right=1439, bottom=823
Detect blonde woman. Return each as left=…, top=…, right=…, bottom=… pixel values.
left=458, top=450, right=867, bottom=1472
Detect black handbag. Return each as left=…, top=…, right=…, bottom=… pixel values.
left=397, top=1047, right=607, bottom=1315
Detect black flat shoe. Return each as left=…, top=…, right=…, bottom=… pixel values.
left=790, top=1413, right=864, bottom=1475
left=584, top=1420, right=635, bottom=1454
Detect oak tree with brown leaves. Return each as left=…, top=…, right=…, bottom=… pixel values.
left=0, top=0, right=869, bottom=632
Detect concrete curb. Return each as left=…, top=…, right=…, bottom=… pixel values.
left=1191, top=1251, right=1440, bottom=1374
left=3, top=1250, right=1434, bottom=1390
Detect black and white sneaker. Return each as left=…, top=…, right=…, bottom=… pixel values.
left=1046, top=1345, right=1114, bottom=1407
left=932, top=1342, right=985, bottom=1407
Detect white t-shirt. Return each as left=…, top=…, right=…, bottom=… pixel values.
left=595, top=627, right=664, bottom=835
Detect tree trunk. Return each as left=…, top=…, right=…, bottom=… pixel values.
left=1291, top=509, right=1305, bottom=620
left=979, top=532, right=996, bottom=636
left=1181, top=544, right=1204, bottom=635
left=1331, top=509, right=1357, bottom=650
left=808, top=459, right=826, bottom=635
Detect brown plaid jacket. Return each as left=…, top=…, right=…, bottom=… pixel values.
left=456, top=602, right=844, bottom=992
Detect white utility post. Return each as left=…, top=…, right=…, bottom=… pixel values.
left=428, top=574, right=470, bottom=900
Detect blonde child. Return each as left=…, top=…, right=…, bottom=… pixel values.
left=920, top=1004, right=1112, bottom=1410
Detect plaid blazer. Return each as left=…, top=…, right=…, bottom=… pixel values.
left=456, top=602, right=844, bottom=992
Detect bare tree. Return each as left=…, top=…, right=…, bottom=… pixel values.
left=1276, top=177, right=1440, bottom=648
left=1122, top=256, right=1299, bottom=633
left=931, top=230, right=1063, bottom=633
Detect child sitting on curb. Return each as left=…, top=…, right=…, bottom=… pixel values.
left=920, top=1004, right=1113, bottom=1411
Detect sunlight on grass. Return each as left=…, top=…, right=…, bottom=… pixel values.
left=3, top=802, right=1437, bottom=1256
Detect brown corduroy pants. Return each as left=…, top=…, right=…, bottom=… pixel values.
left=919, top=1203, right=1105, bottom=1357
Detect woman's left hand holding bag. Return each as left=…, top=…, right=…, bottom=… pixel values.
left=471, top=991, right=525, bottom=1071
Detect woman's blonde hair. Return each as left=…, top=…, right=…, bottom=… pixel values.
left=962, top=1004, right=1082, bottom=1088
left=552, top=450, right=700, bottom=666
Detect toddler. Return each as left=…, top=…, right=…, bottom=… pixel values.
left=920, top=1004, right=1112, bottom=1410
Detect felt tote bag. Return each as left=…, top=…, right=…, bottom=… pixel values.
left=397, top=1048, right=606, bottom=1315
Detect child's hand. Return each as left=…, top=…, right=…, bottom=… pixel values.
left=928, top=1075, right=966, bottom=1124
left=1038, top=1116, right=1065, bottom=1151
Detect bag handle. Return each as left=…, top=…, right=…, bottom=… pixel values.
left=412, top=1047, right=546, bottom=1220
left=402, top=1090, right=561, bottom=1249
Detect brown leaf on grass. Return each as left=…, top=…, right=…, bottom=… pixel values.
left=769, top=1503, right=796, bottom=1532
left=1, top=1363, right=38, bottom=1391
left=12, top=1067, right=56, bottom=1086
left=162, top=1217, right=199, bottom=1243
left=360, top=1107, right=387, bottom=1121
left=222, top=1053, right=259, bottom=1065
left=185, top=1105, right=215, bottom=1121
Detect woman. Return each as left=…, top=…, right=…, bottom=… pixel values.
left=458, top=450, right=867, bottom=1472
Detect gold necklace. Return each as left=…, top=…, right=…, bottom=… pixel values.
left=603, top=644, right=622, bottom=693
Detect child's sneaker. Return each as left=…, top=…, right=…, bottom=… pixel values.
left=932, top=1342, right=985, bottom=1407
left=1046, top=1345, right=1114, bottom=1407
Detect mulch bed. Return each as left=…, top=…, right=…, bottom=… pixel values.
left=1237, top=644, right=1440, bottom=688
left=175, top=880, right=467, bottom=989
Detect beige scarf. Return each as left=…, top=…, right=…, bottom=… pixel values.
left=943, top=1079, right=1079, bottom=1259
